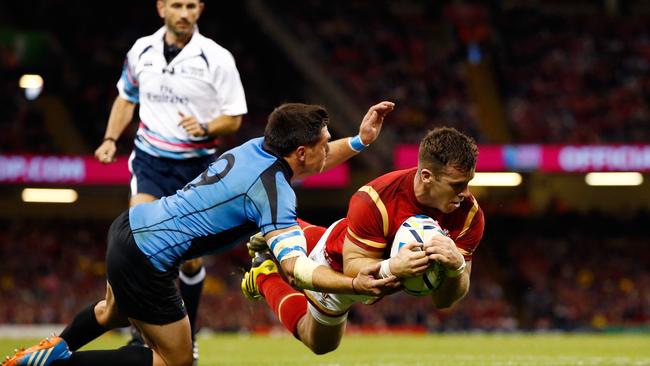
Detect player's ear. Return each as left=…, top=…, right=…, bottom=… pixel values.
left=198, top=1, right=205, bottom=17
left=156, top=0, right=165, bottom=19
left=419, top=168, right=433, bottom=183
left=295, top=146, right=307, bottom=163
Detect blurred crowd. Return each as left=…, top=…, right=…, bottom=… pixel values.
left=497, top=6, right=650, bottom=143
left=272, top=0, right=483, bottom=143
left=1, top=210, right=647, bottom=332
left=267, top=0, right=650, bottom=144
left=3, top=2, right=648, bottom=154
left=1, top=0, right=649, bottom=333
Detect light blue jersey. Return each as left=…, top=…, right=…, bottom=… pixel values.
left=129, top=137, right=297, bottom=272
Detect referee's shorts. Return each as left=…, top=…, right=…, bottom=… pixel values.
left=128, top=147, right=215, bottom=198
left=106, top=210, right=186, bottom=325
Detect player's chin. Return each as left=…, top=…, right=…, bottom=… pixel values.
left=443, top=202, right=461, bottom=213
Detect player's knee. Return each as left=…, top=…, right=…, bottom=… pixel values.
left=308, top=340, right=340, bottom=355
left=93, top=301, right=109, bottom=325
left=94, top=300, right=123, bottom=328
left=180, top=258, right=203, bottom=275
left=310, top=344, right=339, bottom=355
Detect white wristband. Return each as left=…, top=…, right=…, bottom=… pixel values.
left=378, top=259, right=393, bottom=279
left=445, top=257, right=467, bottom=278
left=293, top=255, right=320, bottom=290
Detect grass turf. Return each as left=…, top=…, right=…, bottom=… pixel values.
left=1, top=333, right=648, bottom=365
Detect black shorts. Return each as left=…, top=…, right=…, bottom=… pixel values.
left=128, top=147, right=215, bottom=198
left=106, top=210, right=186, bottom=325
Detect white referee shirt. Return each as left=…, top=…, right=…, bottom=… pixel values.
left=117, top=26, right=247, bottom=159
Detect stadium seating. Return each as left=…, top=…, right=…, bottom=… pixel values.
left=1, top=211, right=647, bottom=331
left=496, top=6, right=650, bottom=143
left=1, top=1, right=649, bottom=333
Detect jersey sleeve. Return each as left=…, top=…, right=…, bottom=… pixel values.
left=454, top=202, right=484, bottom=261
left=345, top=189, right=388, bottom=252
left=213, top=51, right=247, bottom=116
left=116, top=46, right=139, bottom=104
left=247, top=171, right=298, bottom=235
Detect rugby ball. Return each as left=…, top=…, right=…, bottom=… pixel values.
left=390, top=215, right=446, bottom=296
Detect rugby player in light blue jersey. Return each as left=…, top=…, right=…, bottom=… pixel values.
left=3, top=101, right=399, bottom=366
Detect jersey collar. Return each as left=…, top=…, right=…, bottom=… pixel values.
left=154, top=26, right=206, bottom=67
left=262, top=142, right=294, bottom=181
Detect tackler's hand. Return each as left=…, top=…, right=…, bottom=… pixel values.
left=352, top=262, right=401, bottom=296
left=357, top=101, right=395, bottom=146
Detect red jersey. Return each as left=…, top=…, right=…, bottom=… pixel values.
left=323, top=168, right=484, bottom=272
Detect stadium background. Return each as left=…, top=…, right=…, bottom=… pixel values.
left=1, top=0, right=649, bottom=343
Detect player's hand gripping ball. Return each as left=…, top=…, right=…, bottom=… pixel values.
left=390, top=215, right=446, bottom=296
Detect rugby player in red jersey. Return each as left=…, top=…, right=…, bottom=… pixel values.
left=242, top=126, right=484, bottom=354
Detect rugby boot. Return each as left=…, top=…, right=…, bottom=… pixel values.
left=2, top=336, right=71, bottom=366
left=241, top=251, right=278, bottom=300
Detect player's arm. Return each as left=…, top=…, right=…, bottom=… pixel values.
left=95, top=96, right=136, bottom=163
left=341, top=237, right=383, bottom=276
left=265, top=226, right=398, bottom=296
left=344, top=237, right=431, bottom=279
left=205, top=114, right=242, bottom=136
left=178, top=113, right=243, bottom=138
left=424, top=235, right=470, bottom=309
left=342, top=185, right=431, bottom=280
left=431, top=261, right=471, bottom=309
left=429, top=200, right=484, bottom=308
left=321, top=101, right=394, bottom=172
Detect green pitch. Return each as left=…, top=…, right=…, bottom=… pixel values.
left=1, top=333, right=649, bottom=365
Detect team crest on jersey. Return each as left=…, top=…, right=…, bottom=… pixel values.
left=180, top=65, right=205, bottom=77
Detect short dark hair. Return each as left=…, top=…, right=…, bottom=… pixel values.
left=263, top=103, right=329, bottom=156
left=418, top=127, right=478, bottom=174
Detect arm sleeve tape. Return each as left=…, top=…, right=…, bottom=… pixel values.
left=445, top=257, right=467, bottom=278
left=378, top=259, right=393, bottom=279
left=268, top=229, right=307, bottom=262
left=293, top=255, right=320, bottom=290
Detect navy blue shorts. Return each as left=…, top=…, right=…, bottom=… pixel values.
left=128, top=148, right=215, bottom=198
left=106, top=210, right=185, bottom=325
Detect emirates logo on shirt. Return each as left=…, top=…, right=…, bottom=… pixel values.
left=145, top=84, right=189, bottom=105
